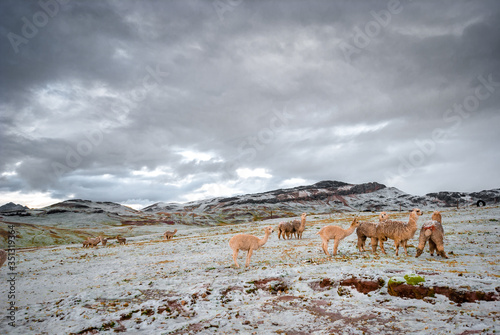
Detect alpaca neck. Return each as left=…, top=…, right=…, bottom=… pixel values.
left=258, top=231, right=270, bottom=248
left=300, top=217, right=306, bottom=230
left=344, top=225, right=357, bottom=237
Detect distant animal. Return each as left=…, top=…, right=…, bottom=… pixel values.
left=375, top=208, right=423, bottom=256
left=0, top=249, right=7, bottom=268
left=317, top=217, right=360, bottom=256
left=99, top=236, right=108, bottom=246
left=163, top=229, right=178, bottom=240
left=82, top=236, right=101, bottom=248
left=356, top=212, right=388, bottom=252
left=229, top=226, right=274, bottom=268
left=416, top=211, right=448, bottom=258
left=116, top=236, right=127, bottom=245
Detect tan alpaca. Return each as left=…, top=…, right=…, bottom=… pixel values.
left=163, top=229, right=178, bottom=240
left=291, top=213, right=307, bottom=239
left=317, top=217, right=360, bottom=256
left=87, top=237, right=101, bottom=248
left=277, top=221, right=294, bottom=240
left=376, top=208, right=423, bottom=256
left=356, top=212, right=388, bottom=252
left=116, top=236, right=127, bottom=245
left=229, top=226, right=274, bottom=268
left=82, top=239, right=90, bottom=248
left=416, top=211, right=448, bottom=258
left=0, top=249, right=7, bottom=268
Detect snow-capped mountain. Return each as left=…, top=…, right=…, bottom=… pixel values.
left=142, top=180, right=500, bottom=225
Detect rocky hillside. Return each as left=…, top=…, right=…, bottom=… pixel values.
left=143, top=180, right=500, bottom=225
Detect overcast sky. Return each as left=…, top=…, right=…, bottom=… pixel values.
left=1, top=0, right=499, bottom=209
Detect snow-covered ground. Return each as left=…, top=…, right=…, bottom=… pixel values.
left=1, top=206, right=499, bottom=334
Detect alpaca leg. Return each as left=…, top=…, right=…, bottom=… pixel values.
left=332, top=239, right=340, bottom=256
left=370, top=238, right=378, bottom=253
left=232, top=250, right=239, bottom=268
left=277, top=229, right=281, bottom=240
left=245, top=249, right=253, bottom=267
left=321, top=239, right=330, bottom=256
left=402, top=240, right=409, bottom=256
left=378, top=239, right=386, bottom=255
left=357, top=236, right=366, bottom=252
left=416, top=234, right=427, bottom=258
left=429, top=240, right=437, bottom=256
left=433, top=238, right=448, bottom=258
left=394, top=240, right=400, bottom=256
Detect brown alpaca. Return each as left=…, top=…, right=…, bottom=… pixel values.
left=416, top=211, right=448, bottom=258
left=356, top=212, right=388, bottom=252
left=82, top=239, right=90, bottom=248
left=277, top=221, right=294, bottom=240
left=376, top=208, right=423, bottom=256
left=0, top=249, right=7, bottom=268
left=291, top=213, right=307, bottom=239
left=229, top=226, right=274, bottom=268
left=163, top=229, right=178, bottom=240
left=99, top=236, right=108, bottom=246
left=317, top=217, right=360, bottom=256
left=116, top=236, right=127, bottom=245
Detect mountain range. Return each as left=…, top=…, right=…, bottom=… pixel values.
left=1, top=180, right=498, bottom=247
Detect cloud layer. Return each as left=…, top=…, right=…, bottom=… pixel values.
left=1, top=0, right=499, bottom=208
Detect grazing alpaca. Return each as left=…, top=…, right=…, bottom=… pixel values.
left=356, top=212, right=389, bottom=252
left=163, top=229, right=178, bottom=240
left=416, top=211, right=448, bottom=258
left=291, top=213, right=307, bottom=239
left=376, top=208, right=423, bottom=256
left=277, top=221, right=294, bottom=240
left=116, top=236, right=127, bottom=245
left=317, top=217, right=360, bottom=256
left=82, top=239, right=90, bottom=248
left=87, top=237, right=101, bottom=248
left=229, top=226, right=274, bottom=268
left=0, top=249, right=7, bottom=268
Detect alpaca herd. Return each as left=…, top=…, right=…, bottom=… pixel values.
left=229, top=209, right=449, bottom=268
left=75, top=209, right=448, bottom=269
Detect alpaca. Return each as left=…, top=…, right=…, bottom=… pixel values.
left=82, top=239, right=90, bottom=248
left=317, top=217, right=360, bottom=256
left=356, top=212, right=388, bottom=252
left=116, top=236, right=127, bottom=245
left=99, top=236, right=108, bottom=246
left=87, top=237, right=101, bottom=248
left=277, top=221, right=294, bottom=240
left=163, top=229, right=178, bottom=240
left=0, top=249, right=7, bottom=268
left=229, top=226, right=274, bottom=268
left=291, top=213, right=307, bottom=239
left=375, top=208, right=423, bottom=256
left=416, top=211, right=448, bottom=258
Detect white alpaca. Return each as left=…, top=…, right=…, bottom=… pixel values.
left=229, top=226, right=274, bottom=268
